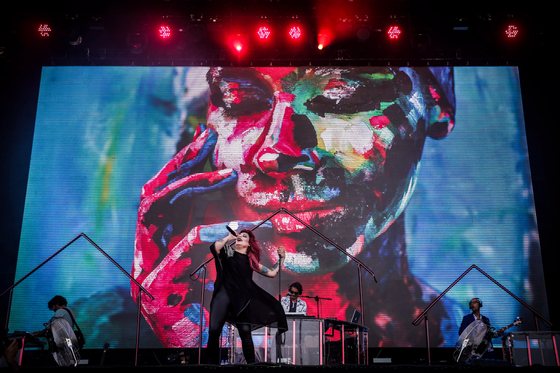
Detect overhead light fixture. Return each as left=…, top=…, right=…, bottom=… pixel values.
left=37, top=23, right=53, bottom=38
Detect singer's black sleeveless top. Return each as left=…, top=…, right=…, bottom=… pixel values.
left=210, top=243, right=288, bottom=332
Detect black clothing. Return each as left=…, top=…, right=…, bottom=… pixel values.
left=206, top=243, right=287, bottom=364
left=208, top=289, right=255, bottom=363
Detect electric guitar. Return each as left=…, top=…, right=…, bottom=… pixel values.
left=453, top=316, right=522, bottom=363
left=493, top=317, right=523, bottom=337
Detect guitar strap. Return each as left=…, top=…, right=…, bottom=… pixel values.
left=62, top=307, right=84, bottom=336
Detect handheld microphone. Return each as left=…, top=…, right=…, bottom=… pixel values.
left=226, top=225, right=237, bottom=236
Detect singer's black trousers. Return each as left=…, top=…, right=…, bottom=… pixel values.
left=206, top=289, right=255, bottom=364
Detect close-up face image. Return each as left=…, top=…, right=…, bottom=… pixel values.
left=199, top=66, right=455, bottom=273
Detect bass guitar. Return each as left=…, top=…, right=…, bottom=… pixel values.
left=453, top=316, right=522, bottom=363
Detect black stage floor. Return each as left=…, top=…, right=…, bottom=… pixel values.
left=8, top=363, right=560, bottom=373
left=10, top=348, right=560, bottom=372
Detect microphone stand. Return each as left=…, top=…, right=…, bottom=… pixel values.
left=189, top=257, right=213, bottom=278
left=189, top=257, right=214, bottom=365
left=300, top=295, right=332, bottom=319
left=278, top=262, right=282, bottom=302
left=251, top=207, right=377, bottom=325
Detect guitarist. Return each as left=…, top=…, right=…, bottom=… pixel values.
left=458, top=297, right=490, bottom=335
left=456, top=297, right=522, bottom=364
left=33, top=295, right=79, bottom=353
left=456, top=297, right=497, bottom=363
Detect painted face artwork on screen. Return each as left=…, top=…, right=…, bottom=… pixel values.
left=132, top=66, right=456, bottom=348
left=205, top=67, right=455, bottom=273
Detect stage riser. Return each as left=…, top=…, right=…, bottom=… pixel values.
left=19, top=347, right=548, bottom=368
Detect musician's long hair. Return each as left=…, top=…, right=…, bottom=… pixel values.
left=240, top=229, right=260, bottom=271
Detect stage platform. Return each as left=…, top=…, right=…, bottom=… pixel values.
left=11, top=348, right=560, bottom=372
left=8, top=362, right=560, bottom=373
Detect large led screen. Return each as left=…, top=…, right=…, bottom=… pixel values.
left=8, top=66, right=548, bottom=350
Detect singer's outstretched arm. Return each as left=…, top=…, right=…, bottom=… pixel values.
left=256, top=246, right=285, bottom=278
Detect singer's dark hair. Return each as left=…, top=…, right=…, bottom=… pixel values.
left=240, top=229, right=260, bottom=271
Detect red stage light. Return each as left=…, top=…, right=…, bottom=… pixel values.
left=504, top=24, right=519, bottom=39
left=37, top=23, right=52, bottom=38
left=230, top=33, right=246, bottom=55
left=257, top=25, right=271, bottom=40
left=158, top=24, right=172, bottom=40
left=288, top=25, right=302, bottom=40
left=387, top=25, right=402, bottom=41
left=317, top=30, right=332, bottom=50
